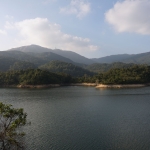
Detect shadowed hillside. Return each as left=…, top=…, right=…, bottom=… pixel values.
left=39, top=60, right=95, bottom=77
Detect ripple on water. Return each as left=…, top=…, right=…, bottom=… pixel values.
left=0, top=86, right=150, bottom=150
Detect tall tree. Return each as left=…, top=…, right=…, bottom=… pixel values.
left=0, top=103, right=28, bottom=150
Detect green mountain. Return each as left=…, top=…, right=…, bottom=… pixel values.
left=39, top=60, right=94, bottom=77
left=0, top=51, right=44, bottom=66
left=25, top=51, right=74, bottom=64
left=9, top=45, right=95, bottom=65
left=92, top=52, right=150, bottom=65
left=0, top=56, right=36, bottom=71
left=8, top=45, right=150, bottom=65
left=0, top=69, right=74, bottom=85
left=92, top=54, right=133, bottom=63
left=9, top=45, right=53, bottom=53
left=85, top=62, right=136, bottom=73
left=0, top=50, right=74, bottom=66
left=123, top=52, right=150, bottom=64
left=52, top=49, right=95, bottom=65
left=10, top=62, right=36, bottom=71
left=99, top=65, right=150, bottom=84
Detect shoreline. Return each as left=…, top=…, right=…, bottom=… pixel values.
left=0, top=83, right=150, bottom=88
left=95, top=84, right=150, bottom=88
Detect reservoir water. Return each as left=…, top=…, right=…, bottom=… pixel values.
left=1, top=86, right=150, bottom=150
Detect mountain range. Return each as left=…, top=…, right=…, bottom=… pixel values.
left=8, top=45, right=150, bottom=65
left=9, top=45, right=94, bottom=65
left=0, top=44, right=149, bottom=76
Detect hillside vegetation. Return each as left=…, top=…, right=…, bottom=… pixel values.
left=39, top=61, right=94, bottom=77
left=0, top=69, right=73, bottom=85
left=7, top=45, right=150, bottom=65
left=9, top=45, right=95, bottom=64
left=0, top=56, right=36, bottom=71
left=96, top=65, right=150, bottom=84
left=85, top=62, right=135, bottom=73
left=0, top=65, right=150, bottom=86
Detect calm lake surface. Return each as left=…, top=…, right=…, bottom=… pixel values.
left=1, top=86, right=150, bottom=150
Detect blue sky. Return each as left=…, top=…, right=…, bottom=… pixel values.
left=0, top=0, right=150, bottom=58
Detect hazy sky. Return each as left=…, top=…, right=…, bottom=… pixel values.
left=0, top=0, right=150, bottom=58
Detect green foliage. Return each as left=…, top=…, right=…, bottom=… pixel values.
left=19, top=69, right=61, bottom=85
left=10, top=62, right=36, bottom=71
left=39, top=60, right=94, bottom=77
left=76, top=74, right=97, bottom=83
left=0, top=69, right=75, bottom=85
left=85, top=62, right=135, bottom=73
left=0, top=57, right=18, bottom=72
left=0, top=102, right=27, bottom=149
left=0, top=56, right=37, bottom=72
left=0, top=65, right=150, bottom=85
left=76, top=65, right=150, bottom=84
left=98, top=65, right=150, bottom=84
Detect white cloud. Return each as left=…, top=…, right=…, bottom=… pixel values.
left=105, top=0, right=150, bottom=35
left=0, top=29, right=7, bottom=35
left=5, top=21, right=14, bottom=29
left=8, top=18, right=97, bottom=53
left=60, top=0, right=91, bottom=19
left=5, top=15, right=14, bottom=20
left=42, top=0, right=57, bottom=4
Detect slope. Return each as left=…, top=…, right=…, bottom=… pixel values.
left=0, top=56, right=36, bottom=71
left=9, top=45, right=95, bottom=65
left=92, top=54, right=133, bottom=63
left=92, top=52, right=150, bottom=65
left=85, top=62, right=136, bottom=73
left=39, top=60, right=95, bottom=77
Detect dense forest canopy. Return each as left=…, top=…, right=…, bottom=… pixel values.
left=96, top=65, right=150, bottom=84
left=0, top=65, right=150, bottom=86
left=85, top=62, right=136, bottom=73
left=39, top=60, right=94, bottom=77
left=0, top=69, right=74, bottom=85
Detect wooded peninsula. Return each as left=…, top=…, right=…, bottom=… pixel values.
left=0, top=65, right=150, bottom=88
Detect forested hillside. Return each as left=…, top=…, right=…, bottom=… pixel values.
left=85, top=62, right=135, bottom=73
left=0, top=56, right=36, bottom=71
left=0, top=69, right=74, bottom=85
left=0, top=49, right=74, bottom=67
left=0, top=65, right=150, bottom=86
left=6, top=44, right=150, bottom=65
left=96, top=65, right=150, bottom=84
left=39, top=61, right=94, bottom=77
left=92, top=54, right=132, bottom=63
left=9, top=45, right=95, bottom=64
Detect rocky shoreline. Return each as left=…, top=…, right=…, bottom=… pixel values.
left=0, top=83, right=150, bottom=88
left=95, top=84, right=150, bottom=88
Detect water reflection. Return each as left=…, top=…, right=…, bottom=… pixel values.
left=0, top=86, right=150, bottom=149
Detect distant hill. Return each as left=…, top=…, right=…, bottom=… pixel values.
left=9, top=45, right=53, bottom=53
left=85, top=62, right=136, bottom=73
left=92, top=54, right=133, bottom=63
left=51, top=49, right=95, bottom=65
left=25, top=51, right=74, bottom=64
left=123, top=52, right=150, bottom=64
left=5, top=44, right=150, bottom=65
left=39, top=60, right=95, bottom=77
left=9, top=45, right=95, bottom=65
left=92, top=52, right=150, bottom=65
left=0, top=56, right=36, bottom=71
left=0, top=51, right=44, bottom=66
left=1, top=50, right=74, bottom=66
left=0, top=56, right=19, bottom=71
left=10, top=61, right=36, bottom=71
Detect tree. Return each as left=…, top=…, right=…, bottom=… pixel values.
left=0, top=102, right=28, bottom=150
